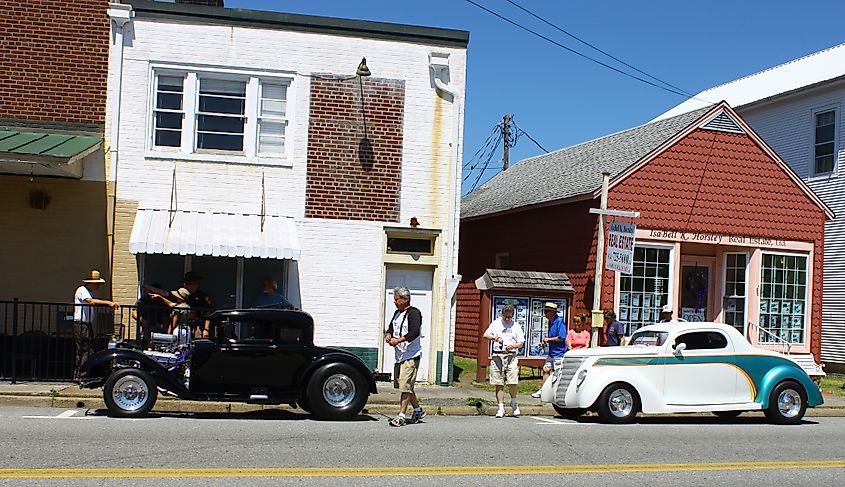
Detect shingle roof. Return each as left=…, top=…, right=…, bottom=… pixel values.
left=474, top=269, right=574, bottom=292
left=461, top=106, right=712, bottom=219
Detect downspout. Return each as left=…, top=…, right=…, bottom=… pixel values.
left=106, top=4, right=134, bottom=297
left=429, top=54, right=462, bottom=385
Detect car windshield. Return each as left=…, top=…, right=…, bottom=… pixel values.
left=628, top=330, right=669, bottom=347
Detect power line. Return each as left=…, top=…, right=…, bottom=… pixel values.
left=512, top=119, right=549, bottom=153
left=463, top=0, right=700, bottom=100
left=503, top=0, right=695, bottom=98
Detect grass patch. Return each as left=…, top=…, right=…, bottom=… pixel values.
left=454, top=356, right=544, bottom=394
left=819, top=373, right=845, bottom=397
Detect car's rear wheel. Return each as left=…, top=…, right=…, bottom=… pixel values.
left=596, top=383, right=639, bottom=424
left=712, top=410, right=743, bottom=419
left=552, top=405, right=586, bottom=419
left=103, top=368, right=158, bottom=418
left=306, top=363, right=368, bottom=420
left=764, top=380, right=807, bottom=425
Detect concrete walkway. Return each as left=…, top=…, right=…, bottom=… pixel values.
left=1, top=380, right=843, bottom=417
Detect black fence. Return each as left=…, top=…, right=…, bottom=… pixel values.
left=0, top=300, right=140, bottom=383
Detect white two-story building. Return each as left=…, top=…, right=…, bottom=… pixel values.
left=657, top=44, right=845, bottom=371
left=105, top=0, right=468, bottom=383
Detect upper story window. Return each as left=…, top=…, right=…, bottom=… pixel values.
left=150, top=68, right=292, bottom=163
left=814, top=109, right=836, bottom=175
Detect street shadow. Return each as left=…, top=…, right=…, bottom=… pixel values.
left=559, top=414, right=819, bottom=426
left=87, top=408, right=379, bottom=422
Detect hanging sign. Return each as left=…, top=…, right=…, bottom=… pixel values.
left=606, top=221, right=636, bottom=274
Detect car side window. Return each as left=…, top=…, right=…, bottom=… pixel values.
left=273, top=322, right=305, bottom=344
left=675, top=331, right=728, bottom=350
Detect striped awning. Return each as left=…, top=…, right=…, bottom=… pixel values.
left=128, top=209, right=300, bottom=260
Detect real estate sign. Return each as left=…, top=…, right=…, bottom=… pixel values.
left=606, top=221, right=636, bottom=274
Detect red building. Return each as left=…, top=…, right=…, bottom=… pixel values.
left=458, top=103, right=832, bottom=366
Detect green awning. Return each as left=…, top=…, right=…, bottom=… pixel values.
left=0, top=130, right=102, bottom=178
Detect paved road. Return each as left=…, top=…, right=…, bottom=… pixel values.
left=1, top=405, right=843, bottom=486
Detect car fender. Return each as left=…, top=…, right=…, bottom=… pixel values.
left=80, top=349, right=191, bottom=398
left=758, top=364, right=824, bottom=408
left=298, top=350, right=378, bottom=394
left=566, top=366, right=662, bottom=412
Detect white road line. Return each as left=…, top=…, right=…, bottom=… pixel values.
left=531, top=416, right=597, bottom=425
left=22, top=409, right=90, bottom=420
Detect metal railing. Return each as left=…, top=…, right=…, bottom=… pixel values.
left=745, top=320, right=793, bottom=354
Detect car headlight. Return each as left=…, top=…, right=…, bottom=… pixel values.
left=576, top=369, right=587, bottom=388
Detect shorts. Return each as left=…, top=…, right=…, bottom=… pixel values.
left=544, top=356, right=563, bottom=371
left=393, top=356, right=420, bottom=393
left=489, top=353, right=519, bottom=385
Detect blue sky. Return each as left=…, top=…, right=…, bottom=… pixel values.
left=228, top=1, right=845, bottom=194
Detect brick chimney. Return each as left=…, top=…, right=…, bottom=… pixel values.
left=175, top=0, right=225, bottom=7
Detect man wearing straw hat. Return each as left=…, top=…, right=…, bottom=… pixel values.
left=73, top=269, right=118, bottom=381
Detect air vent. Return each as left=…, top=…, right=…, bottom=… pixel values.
left=701, top=111, right=745, bottom=134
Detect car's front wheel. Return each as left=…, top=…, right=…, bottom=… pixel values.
left=596, top=383, right=639, bottom=424
left=764, top=380, right=807, bottom=425
left=103, top=368, right=158, bottom=418
left=306, top=363, right=369, bottom=420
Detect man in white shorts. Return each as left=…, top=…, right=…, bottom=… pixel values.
left=483, top=305, right=525, bottom=418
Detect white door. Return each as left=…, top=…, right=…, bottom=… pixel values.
left=381, top=266, right=433, bottom=382
left=663, top=330, right=738, bottom=405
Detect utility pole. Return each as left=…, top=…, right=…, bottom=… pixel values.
left=502, top=113, right=510, bottom=171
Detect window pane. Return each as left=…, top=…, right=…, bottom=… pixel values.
left=199, top=95, right=245, bottom=115
left=259, top=135, right=284, bottom=154
left=816, top=110, right=835, bottom=128
left=200, top=79, right=246, bottom=96
left=261, top=99, right=287, bottom=118
left=158, top=76, right=183, bottom=92
left=619, top=246, right=671, bottom=335
left=155, top=112, right=182, bottom=130
left=815, top=125, right=835, bottom=144
left=156, top=92, right=183, bottom=110
left=816, top=155, right=834, bottom=174
left=260, top=120, right=286, bottom=137
left=262, top=83, right=287, bottom=101
left=198, top=132, right=244, bottom=151
left=155, top=129, right=181, bottom=147
left=197, top=114, right=245, bottom=134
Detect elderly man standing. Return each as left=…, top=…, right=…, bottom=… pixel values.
left=483, top=304, right=525, bottom=417
left=73, top=270, right=118, bottom=381
left=385, top=286, right=426, bottom=427
left=531, top=302, right=566, bottom=398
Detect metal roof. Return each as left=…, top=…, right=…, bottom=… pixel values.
left=0, top=129, right=102, bottom=178
left=129, top=209, right=300, bottom=260
left=461, top=106, right=712, bottom=219
left=475, top=269, right=574, bottom=293
left=654, top=43, right=845, bottom=121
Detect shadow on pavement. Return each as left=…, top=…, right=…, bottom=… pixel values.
left=560, top=414, right=819, bottom=426
left=86, top=408, right=380, bottom=422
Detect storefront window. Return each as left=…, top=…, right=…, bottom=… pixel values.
left=619, top=246, right=672, bottom=335
left=491, top=296, right=566, bottom=358
left=759, top=253, right=807, bottom=344
left=723, top=253, right=748, bottom=334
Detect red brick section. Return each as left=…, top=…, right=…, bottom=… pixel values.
left=0, top=0, right=109, bottom=126
left=608, top=128, right=827, bottom=359
left=455, top=282, right=480, bottom=357
left=306, top=76, right=405, bottom=221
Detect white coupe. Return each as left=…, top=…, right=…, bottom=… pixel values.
left=539, top=322, right=823, bottom=424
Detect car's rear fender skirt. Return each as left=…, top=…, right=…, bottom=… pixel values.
left=299, top=352, right=377, bottom=394
left=759, top=365, right=823, bottom=408
left=80, top=349, right=192, bottom=399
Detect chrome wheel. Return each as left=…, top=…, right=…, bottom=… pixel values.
left=111, top=374, right=150, bottom=412
left=323, top=373, right=356, bottom=408
left=607, top=388, right=634, bottom=418
left=777, top=388, right=802, bottom=418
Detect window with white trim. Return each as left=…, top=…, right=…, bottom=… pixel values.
left=618, top=246, right=672, bottom=335
left=150, top=69, right=292, bottom=161
left=759, top=253, right=807, bottom=344
left=722, top=253, right=748, bottom=334
left=814, top=109, right=836, bottom=175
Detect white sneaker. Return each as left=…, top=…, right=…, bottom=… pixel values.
left=495, top=406, right=505, bottom=418
left=511, top=406, right=521, bottom=417
left=530, top=390, right=541, bottom=398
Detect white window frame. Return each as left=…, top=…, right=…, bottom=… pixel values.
left=757, top=251, right=810, bottom=346
left=145, top=64, right=296, bottom=167
left=722, top=251, right=749, bottom=335
left=615, top=243, right=676, bottom=335
left=810, top=105, right=839, bottom=178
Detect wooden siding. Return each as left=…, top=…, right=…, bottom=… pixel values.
left=740, top=84, right=845, bottom=366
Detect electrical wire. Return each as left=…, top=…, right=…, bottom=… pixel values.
left=463, top=0, right=704, bottom=100
left=512, top=119, right=549, bottom=153
left=503, top=0, right=696, bottom=98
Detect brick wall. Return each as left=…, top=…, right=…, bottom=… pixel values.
left=0, top=0, right=109, bottom=126
left=305, top=76, right=405, bottom=221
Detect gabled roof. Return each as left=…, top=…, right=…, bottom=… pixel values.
left=461, top=106, right=711, bottom=219
left=653, top=43, right=845, bottom=121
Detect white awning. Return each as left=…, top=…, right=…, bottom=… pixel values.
left=128, top=209, right=300, bottom=260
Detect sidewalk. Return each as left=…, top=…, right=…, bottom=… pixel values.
left=0, top=381, right=843, bottom=417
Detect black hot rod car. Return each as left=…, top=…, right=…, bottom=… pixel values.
left=80, top=309, right=377, bottom=420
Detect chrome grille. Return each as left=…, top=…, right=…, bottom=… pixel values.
left=554, top=356, right=586, bottom=406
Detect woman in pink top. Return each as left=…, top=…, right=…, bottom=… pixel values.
left=566, top=314, right=591, bottom=349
